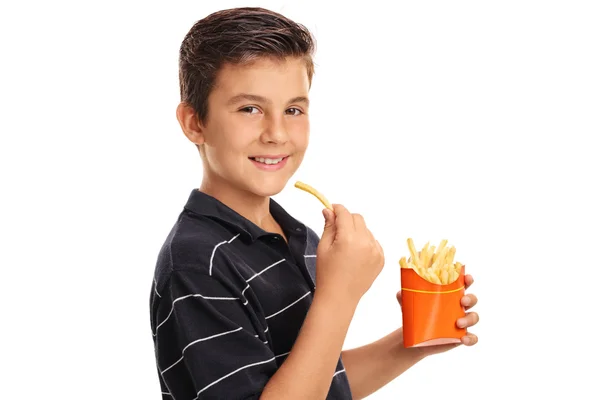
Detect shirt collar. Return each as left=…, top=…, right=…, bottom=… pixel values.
left=183, top=189, right=306, bottom=242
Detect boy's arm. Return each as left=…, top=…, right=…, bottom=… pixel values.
left=261, top=204, right=385, bottom=399
left=341, top=327, right=426, bottom=399
left=260, top=290, right=357, bottom=399
left=341, top=277, right=480, bottom=399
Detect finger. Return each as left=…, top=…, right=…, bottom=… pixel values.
left=375, top=239, right=384, bottom=255
left=461, top=293, right=478, bottom=310
left=396, top=290, right=402, bottom=304
left=461, top=332, right=478, bottom=346
left=375, top=240, right=385, bottom=267
left=457, top=311, right=479, bottom=329
left=370, top=232, right=380, bottom=253
left=332, top=204, right=354, bottom=233
left=464, top=274, right=474, bottom=289
left=322, top=208, right=335, bottom=228
left=352, top=213, right=366, bottom=232
left=319, top=208, right=338, bottom=245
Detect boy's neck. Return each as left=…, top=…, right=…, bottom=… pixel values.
left=199, top=179, right=276, bottom=231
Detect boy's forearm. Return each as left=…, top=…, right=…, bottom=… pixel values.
left=260, top=290, right=357, bottom=400
left=341, top=327, right=427, bottom=399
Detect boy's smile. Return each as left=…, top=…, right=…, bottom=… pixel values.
left=248, top=154, right=290, bottom=171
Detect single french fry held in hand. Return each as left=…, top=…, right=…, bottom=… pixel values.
left=294, top=181, right=333, bottom=210
left=399, top=238, right=463, bottom=285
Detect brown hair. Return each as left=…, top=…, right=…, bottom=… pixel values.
left=179, top=7, right=316, bottom=123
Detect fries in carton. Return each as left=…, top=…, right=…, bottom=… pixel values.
left=399, top=238, right=466, bottom=347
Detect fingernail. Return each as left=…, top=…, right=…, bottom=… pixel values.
left=462, top=297, right=470, bottom=306
left=457, top=318, right=466, bottom=328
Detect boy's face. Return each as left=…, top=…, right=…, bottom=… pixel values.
left=197, top=56, right=310, bottom=198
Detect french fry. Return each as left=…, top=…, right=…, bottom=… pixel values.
left=446, top=247, right=456, bottom=269
left=399, top=257, right=409, bottom=269
left=422, top=245, right=435, bottom=269
left=449, top=268, right=459, bottom=284
left=440, top=269, right=449, bottom=285
left=420, top=242, right=430, bottom=266
left=432, top=239, right=448, bottom=264
left=407, top=238, right=420, bottom=268
left=294, top=181, right=333, bottom=210
left=400, top=238, right=463, bottom=285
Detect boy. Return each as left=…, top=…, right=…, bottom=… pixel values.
left=150, top=7, right=479, bottom=399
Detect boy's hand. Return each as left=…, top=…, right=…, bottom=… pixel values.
left=315, top=204, right=385, bottom=305
left=397, top=274, right=480, bottom=355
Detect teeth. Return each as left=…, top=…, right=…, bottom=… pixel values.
left=253, top=157, right=284, bottom=165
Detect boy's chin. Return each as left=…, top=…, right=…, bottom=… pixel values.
left=246, top=180, right=287, bottom=198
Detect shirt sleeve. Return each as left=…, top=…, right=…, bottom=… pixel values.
left=153, top=268, right=278, bottom=400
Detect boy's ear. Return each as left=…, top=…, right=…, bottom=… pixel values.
left=176, top=102, right=205, bottom=146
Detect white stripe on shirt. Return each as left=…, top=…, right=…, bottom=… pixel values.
left=153, top=293, right=239, bottom=336
left=265, top=291, right=311, bottom=320
left=240, top=259, right=286, bottom=305
left=154, top=277, right=162, bottom=298
left=209, top=234, right=240, bottom=275
left=333, top=368, right=346, bottom=378
left=246, top=259, right=286, bottom=283
left=160, top=327, right=243, bottom=374
left=195, top=357, right=276, bottom=397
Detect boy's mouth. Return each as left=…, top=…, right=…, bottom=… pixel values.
left=248, top=155, right=289, bottom=165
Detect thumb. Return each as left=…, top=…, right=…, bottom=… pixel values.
left=321, top=208, right=336, bottom=242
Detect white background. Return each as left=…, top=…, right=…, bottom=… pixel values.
left=1, top=0, right=599, bottom=399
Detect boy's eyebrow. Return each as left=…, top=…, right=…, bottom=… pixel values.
left=289, top=96, right=310, bottom=106
left=227, top=93, right=310, bottom=106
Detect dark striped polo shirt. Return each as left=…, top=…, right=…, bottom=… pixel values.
left=150, top=189, right=352, bottom=399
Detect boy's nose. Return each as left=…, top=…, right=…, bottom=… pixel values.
left=261, top=116, right=289, bottom=144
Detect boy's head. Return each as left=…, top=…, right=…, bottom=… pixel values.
left=176, top=7, right=316, bottom=199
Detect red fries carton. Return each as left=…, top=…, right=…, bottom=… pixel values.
left=399, top=239, right=466, bottom=348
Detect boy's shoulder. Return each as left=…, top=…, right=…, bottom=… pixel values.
left=153, top=209, right=239, bottom=280
left=152, top=189, right=324, bottom=290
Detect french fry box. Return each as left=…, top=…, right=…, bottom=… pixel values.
left=400, top=265, right=466, bottom=347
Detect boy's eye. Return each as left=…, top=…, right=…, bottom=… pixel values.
left=285, top=108, right=303, bottom=116
left=240, top=106, right=260, bottom=114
